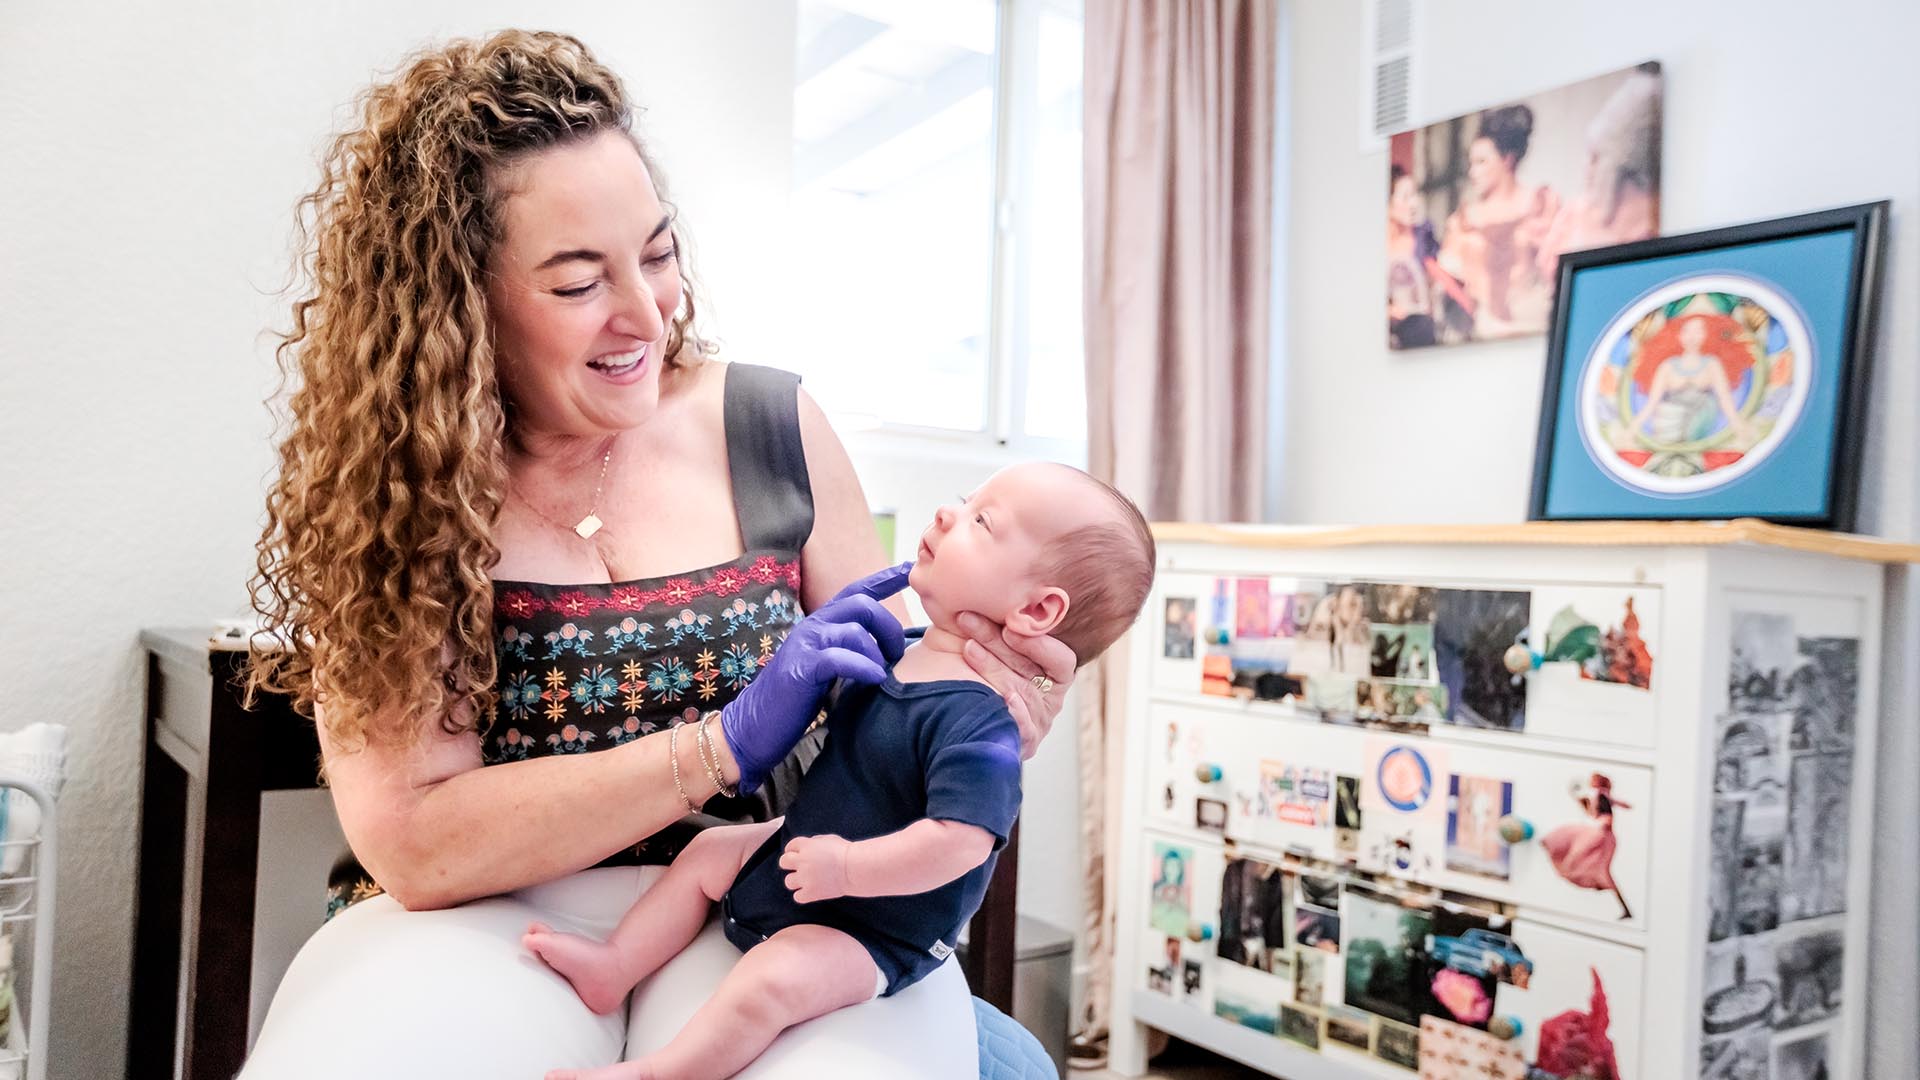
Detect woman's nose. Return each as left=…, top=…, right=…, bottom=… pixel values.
left=611, top=276, right=667, bottom=342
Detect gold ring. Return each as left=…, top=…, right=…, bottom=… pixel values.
left=1030, top=674, right=1055, bottom=694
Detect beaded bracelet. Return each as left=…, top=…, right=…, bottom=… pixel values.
left=668, top=723, right=699, bottom=813
left=695, top=711, right=739, bottom=799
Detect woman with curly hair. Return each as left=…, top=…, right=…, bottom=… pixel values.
left=241, top=29, right=1072, bottom=1077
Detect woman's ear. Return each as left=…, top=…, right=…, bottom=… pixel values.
left=1006, top=586, right=1069, bottom=638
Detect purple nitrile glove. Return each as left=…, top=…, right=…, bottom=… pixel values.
left=720, top=562, right=913, bottom=793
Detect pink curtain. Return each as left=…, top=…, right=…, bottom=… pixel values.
left=1077, top=0, right=1275, bottom=1047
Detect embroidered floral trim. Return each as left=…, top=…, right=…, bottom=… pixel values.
left=496, top=556, right=800, bottom=619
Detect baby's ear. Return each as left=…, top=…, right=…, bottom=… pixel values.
left=1006, top=586, right=1069, bottom=637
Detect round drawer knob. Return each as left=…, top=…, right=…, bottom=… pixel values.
left=1497, top=815, right=1535, bottom=843
left=1194, top=763, right=1223, bottom=784
left=1503, top=644, right=1543, bottom=674
left=1488, top=1015, right=1524, bottom=1040
left=1186, top=922, right=1214, bottom=943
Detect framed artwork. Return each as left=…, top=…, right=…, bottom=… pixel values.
left=1388, top=63, right=1662, bottom=349
left=1530, top=202, right=1886, bottom=529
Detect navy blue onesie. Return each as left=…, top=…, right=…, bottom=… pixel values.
left=722, top=675, right=1022, bottom=995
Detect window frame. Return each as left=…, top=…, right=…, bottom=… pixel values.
left=802, top=0, right=1084, bottom=460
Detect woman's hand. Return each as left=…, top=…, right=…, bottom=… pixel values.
left=720, top=563, right=912, bottom=792
left=954, top=612, right=1077, bottom=759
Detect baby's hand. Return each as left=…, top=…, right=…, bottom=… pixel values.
left=780, top=834, right=853, bottom=903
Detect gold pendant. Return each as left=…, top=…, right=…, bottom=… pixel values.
left=574, top=514, right=603, bottom=539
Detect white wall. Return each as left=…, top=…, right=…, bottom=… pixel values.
left=1281, top=1, right=1919, bottom=1075
left=1285, top=0, right=1920, bottom=537
left=0, top=4, right=794, bottom=1077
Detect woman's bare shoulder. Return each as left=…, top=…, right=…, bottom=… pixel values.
left=661, top=354, right=728, bottom=408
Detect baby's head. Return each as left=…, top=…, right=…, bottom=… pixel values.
left=909, top=462, right=1155, bottom=668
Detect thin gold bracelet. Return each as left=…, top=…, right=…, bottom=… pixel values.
left=696, top=712, right=739, bottom=799
left=668, top=724, right=699, bottom=813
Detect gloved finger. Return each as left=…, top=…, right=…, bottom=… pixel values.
left=829, top=561, right=914, bottom=605
left=812, top=646, right=890, bottom=687
left=811, top=620, right=890, bottom=672
left=811, top=594, right=907, bottom=662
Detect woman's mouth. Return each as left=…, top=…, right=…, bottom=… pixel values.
left=587, top=345, right=648, bottom=382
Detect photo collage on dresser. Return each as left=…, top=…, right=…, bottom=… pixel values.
left=1701, top=608, right=1857, bottom=1080
left=1186, top=575, right=1531, bottom=734
left=1148, top=841, right=1624, bottom=1078
left=1151, top=572, right=1655, bottom=1076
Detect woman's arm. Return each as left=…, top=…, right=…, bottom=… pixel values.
left=327, top=561, right=911, bottom=911
left=1629, top=363, right=1671, bottom=433
left=320, top=696, right=732, bottom=912
left=794, top=387, right=909, bottom=625
left=1708, top=364, right=1754, bottom=441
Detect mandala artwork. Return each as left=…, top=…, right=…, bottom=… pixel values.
left=1578, top=277, right=1812, bottom=495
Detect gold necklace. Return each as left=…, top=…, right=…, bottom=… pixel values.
left=514, top=435, right=617, bottom=540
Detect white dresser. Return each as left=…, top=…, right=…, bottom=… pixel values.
left=1108, top=522, right=1916, bottom=1080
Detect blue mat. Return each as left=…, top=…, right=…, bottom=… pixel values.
left=973, top=997, right=1057, bottom=1079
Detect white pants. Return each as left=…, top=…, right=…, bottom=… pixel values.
left=240, top=866, right=978, bottom=1078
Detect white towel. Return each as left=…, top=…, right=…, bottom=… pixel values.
left=0, top=724, right=66, bottom=876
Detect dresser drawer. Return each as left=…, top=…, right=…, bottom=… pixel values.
left=1496, top=919, right=1645, bottom=1079
left=1150, top=572, right=1665, bottom=752
left=1145, top=702, right=1653, bottom=932
left=1133, top=828, right=1647, bottom=1077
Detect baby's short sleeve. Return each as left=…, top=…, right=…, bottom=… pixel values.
left=922, top=700, right=1023, bottom=848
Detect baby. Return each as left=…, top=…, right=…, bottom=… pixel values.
left=525, top=461, right=1155, bottom=1080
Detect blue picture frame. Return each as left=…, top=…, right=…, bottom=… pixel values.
left=1529, top=203, right=1886, bottom=530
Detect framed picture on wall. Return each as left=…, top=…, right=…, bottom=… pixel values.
left=1388, top=62, right=1663, bottom=350
left=1528, top=202, right=1886, bottom=530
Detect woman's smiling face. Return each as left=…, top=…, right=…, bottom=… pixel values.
left=485, top=130, right=684, bottom=440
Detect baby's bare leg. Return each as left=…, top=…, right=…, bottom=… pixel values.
left=551, top=924, right=882, bottom=1080
left=524, top=820, right=781, bottom=1015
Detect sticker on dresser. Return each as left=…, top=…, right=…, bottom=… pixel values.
left=1496, top=918, right=1645, bottom=1078
left=1145, top=710, right=1232, bottom=833
left=1699, top=590, right=1863, bottom=1080
left=1522, top=585, right=1663, bottom=749
left=1143, top=838, right=1225, bottom=1012
left=1146, top=572, right=1215, bottom=695
left=1438, top=750, right=1654, bottom=928
left=1209, top=711, right=1357, bottom=861
left=1358, top=739, right=1448, bottom=879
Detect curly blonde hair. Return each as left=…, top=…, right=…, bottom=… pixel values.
left=247, top=30, right=702, bottom=752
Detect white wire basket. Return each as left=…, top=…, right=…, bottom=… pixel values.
left=0, top=775, right=56, bottom=1080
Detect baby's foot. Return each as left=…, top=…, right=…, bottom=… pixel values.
left=523, top=921, right=634, bottom=1016
left=546, top=1062, right=652, bottom=1080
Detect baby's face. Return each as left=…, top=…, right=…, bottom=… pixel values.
left=909, top=462, right=1106, bottom=634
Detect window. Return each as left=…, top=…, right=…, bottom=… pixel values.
left=789, top=0, right=1085, bottom=448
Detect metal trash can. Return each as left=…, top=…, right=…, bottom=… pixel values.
left=962, top=916, right=1074, bottom=1076
left=1012, top=916, right=1073, bottom=1076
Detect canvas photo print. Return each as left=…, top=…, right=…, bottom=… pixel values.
left=1388, top=63, right=1662, bottom=349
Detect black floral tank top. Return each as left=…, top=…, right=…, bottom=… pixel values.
left=327, top=363, right=821, bottom=916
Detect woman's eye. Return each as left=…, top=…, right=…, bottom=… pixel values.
left=644, top=246, right=679, bottom=269
left=554, top=283, right=598, bottom=298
